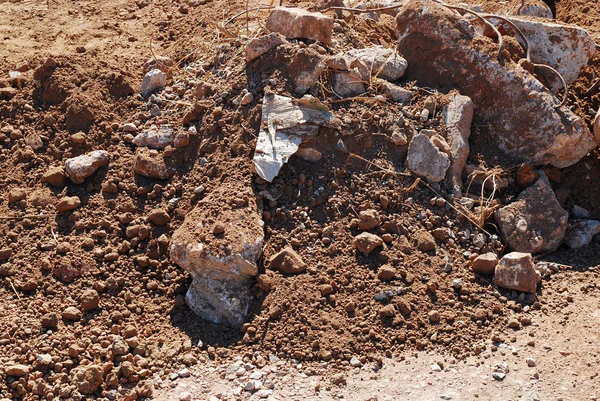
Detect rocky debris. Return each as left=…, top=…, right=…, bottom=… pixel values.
left=377, top=265, right=396, bottom=281
left=396, top=0, right=597, bottom=168
left=148, top=208, right=171, bottom=226
left=492, top=362, right=510, bottom=381
left=170, top=181, right=263, bottom=327
left=62, top=306, right=82, bottom=321
left=563, top=220, right=600, bottom=249
left=252, top=94, right=340, bottom=182
left=140, top=68, right=166, bottom=97
left=246, top=33, right=288, bottom=62
left=41, top=312, right=59, bottom=330
left=496, top=175, right=568, bottom=253
left=442, top=93, right=473, bottom=192
left=8, top=187, right=27, bottom=203
left=353, top=232, right=384, bottom=254
left=331, top=70, right=366, bottom=98
left=55, top=196, right=81, bottom=213
left=345, top=46, right=407, bottom=81
left=133, top=148, right=173, bottom=179
left=266, top=7, right=333, bottom=44
left=406, top=133, right=450, bottom=182
left=490, top=17, right=596, bottom=90
left=133, top=124, right=174, bottom=148
left=42, top=166, right=67, bottom=187
left=81, top=289, right=100, bottom=311
left=377, top=79, right=412, bottom=103
left=0, top=248, right=12, bottom=261
left=5, top=364, right=29, bottom=377
left=70, top=364, right=103, bottom=394
left=472, top=252, right=499, bottom=275
left=142, top=55, right=174, bottom=78
left=268, top=247, right=307, bottom=274
left=358, top=209, right=380, bottom=231
left=493, top=252, right=538, bottom=293
left=64, top=150, right=109, bottom=184
left=571, top=205, right=590, bottom=219
left=414, top=230, right=436, bottom=251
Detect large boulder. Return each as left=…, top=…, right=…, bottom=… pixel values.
left=170, top=180, right=263, bottom=327
left=396, top=0, right=596, bottom=168
left=495, top=174, right=568, bottom=253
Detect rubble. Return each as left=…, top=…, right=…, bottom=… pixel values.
left=406, top=133, right=450, bottom=182
left=442, top=93, right=473, bottom=192
left=353, top=232, right=384, bottom=254
left=266, top=7, right=333, bottom=44
left=133, top=148, right=173, bottom=179
left=64, top=150, right=110, bottom=184
left=268, top=247, right=307, bottom=274
left=331, top=70, right=366, bottom=98
left=496, top=175, right=568, bottom=253
left=472, top=252, right=499, bottom=275
left=170, top=181, right=263, bottom=327
left=563, top=220, right=600, bottom=249
left=246, top=33, right=287, bottom=62
left=493, top=252, right=538, bottom=293
left=490, top=16, right=596, bottom=90
left=133, top=124, right=174, bottom=148
left=396, top=0, right=597, bottom=168
left=345, top=46, right=408, bottom=82
left=252, top=94, right=340, bottom=182
left=140, top=68, right=167, bottom=98
left=377, top=79, right=413, bottom=103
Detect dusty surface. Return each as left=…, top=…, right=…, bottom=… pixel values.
left=0, top=0, right=599, bottom=400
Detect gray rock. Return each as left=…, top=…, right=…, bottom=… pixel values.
left=65, top=150, right=109, bottom=184
left=495, top=175, right=568, bottom=253
left=407, top=133, right=450, bottom=182
left=331, top=70, right=366, bottom=98
left=493, top=252, right=538, bottom=293
left=266, top=7, right=333, bottom=44
left=572, top=205, right=591, bottom=219
left=442, top=93, right=473, bottom=192
left=396, top=0, right=596, bottom=168
left=564, top=220, right=600, bottom=249
left=170, top=181, right=263, bottom=327
left=140, top=69, right=166, bottom=98
left=377, top=79, right=412, bottom=103
left=345, top=46, right=408, bottom=81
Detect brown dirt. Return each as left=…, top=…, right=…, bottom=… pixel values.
left=0, top=0, right=599, bottom=400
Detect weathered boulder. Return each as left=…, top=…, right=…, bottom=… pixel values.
left=246, top=33, right=287, bottom=62
left=472, top=252, right=499, bottom=275
left=170, top=181, right=263, bottom=327
left=564, top=220, right=600, bottom=249
left=268, top=247, right=307, bottom=274
left=490, top=17, right=596, bottom=90
left=65, top=150, right=109, bottom=184
left=345, top=46, right=408, bottom=82
left=493, top=252, right=538, bottom=293
left=266, top=7, right=333, bottom=44
left=442, top=93, right=473, bottom=192
left=396, top=0, right=596, bottom=168
left=331, top=70, right=366, bottom=98
left=407, top=133, right=450, bottom=182
left=495, top=174, right=568, bottom=253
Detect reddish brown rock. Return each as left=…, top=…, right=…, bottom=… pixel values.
left=353, top=232, right=384, bottom=254
left=358, top=209, right=380, bottom=231
left=246, top=33, right=287, bottom=62
left=148, top=209, right=170, bottom=226
left=472, top=252, right=499, bottom=275
left=516, top=164, right=539, bottom=187
left=493, top=252, right=538, bottom=293
left=268, top=247, right=307, bottom=274
left=55, top=196, right=81, bottom=213
left=495, top=175, right=568, bottom=253
left=81, top=289, right=100, bottom=311
left=42, top=166, right=67, bottom=187
left=266, top=7, right=333, bottom=44
left=70, top=364, right=103, bottom=394
left=414, top=230, right=436, bottom=252
left=8, top=187, right=27, bottom=203
left=133, top=148, right=173, bottom=179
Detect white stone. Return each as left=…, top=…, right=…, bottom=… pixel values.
left=564, top=220, right=600, bottom=249
left=178, top=391, right=191, bottom=401
left=65, top=150, right=110, bottom=184
left=443, top=94, right=473, bottom=192
left=406, top=133, right=450, bottom=182
left=140, top=69, right=166, bottom=98
left=331, top=70, right=366, bottom=98
left=133, top=125, right=174, bottom=149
